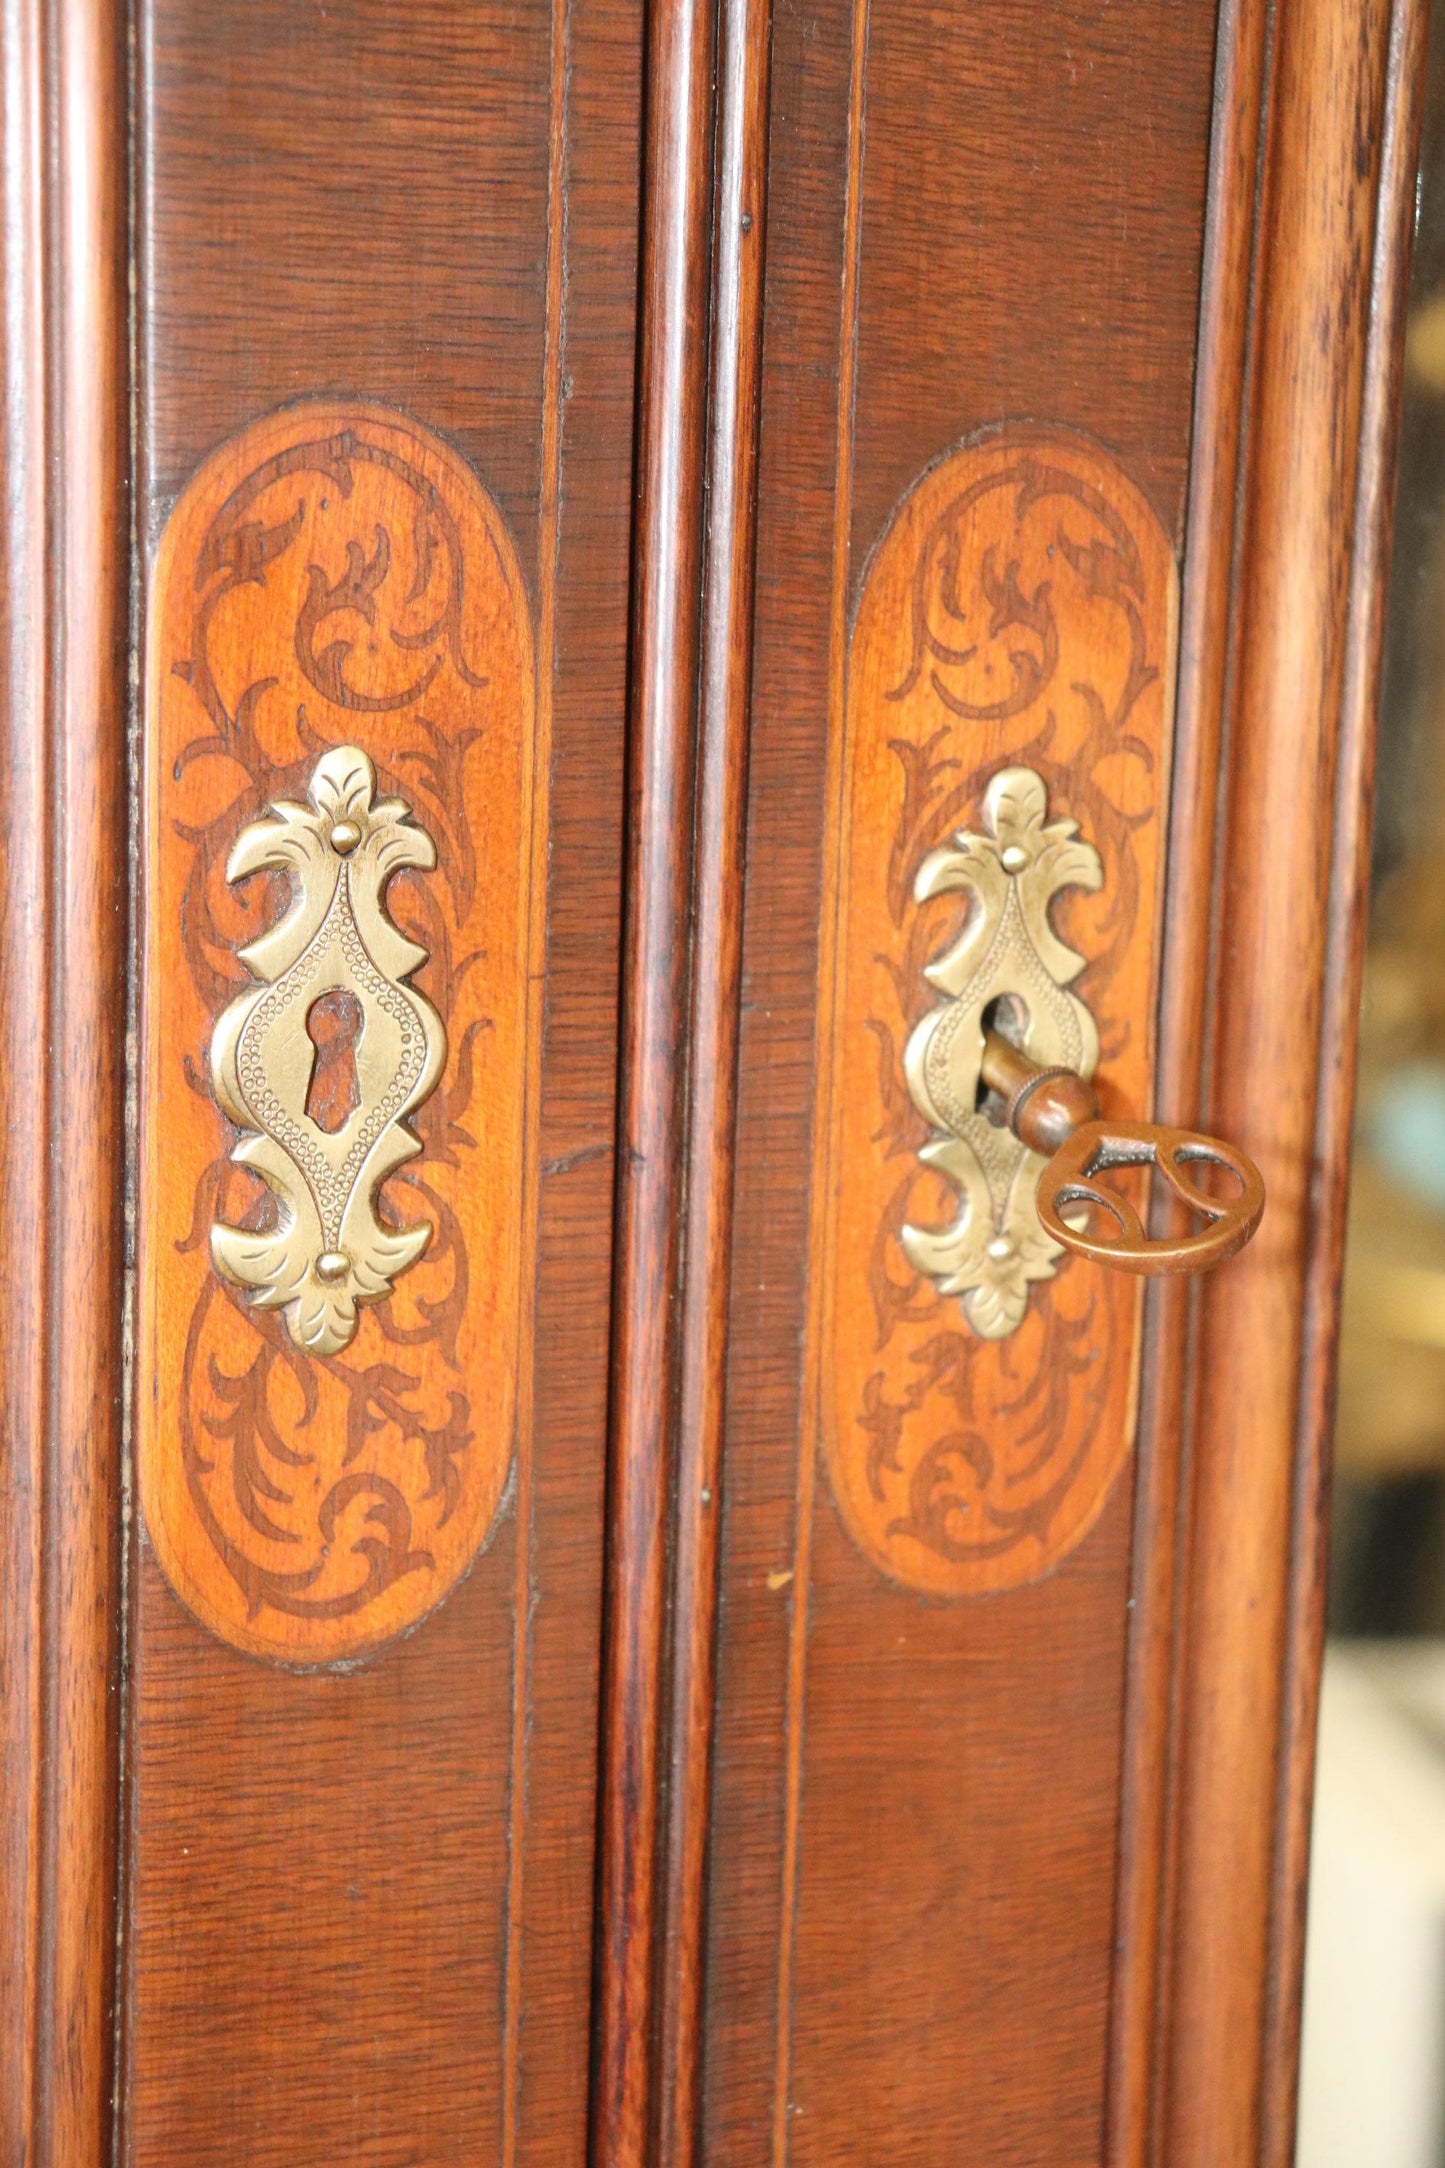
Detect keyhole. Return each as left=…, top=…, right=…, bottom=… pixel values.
left=976, top=993, right=1029, bottom=1120
left=305, top=989, right=363, bottom=1133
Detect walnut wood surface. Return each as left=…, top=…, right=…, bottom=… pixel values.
left=698, top=2, right=1220, bottom=2160
left=655, top=0, right=774, bottom=2161
left=1102, top=3, right=1280, bottom=2152
left=1259, top=11, right=1427, bottom=2155
left=138, top=403, right=539, bottom=1664
left=593, top=0, right=716, bottom=2157
left=126, top=3, right=640, bottom=2160
left=1165, top=2, right=1426, bottom=2162
left=0, top=2, right=129, bottom=2162
left=0, top=1, right=1422, bottom=2159
left=1105, top=0, right=1426, bottom=2158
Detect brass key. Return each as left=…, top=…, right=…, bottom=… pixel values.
left=978, top=1030, right=1266, bottom=1277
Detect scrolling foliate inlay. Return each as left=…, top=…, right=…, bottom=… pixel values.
left=209, top=748, right=447, bottom=1357
left=138, top=403, right=541, bottom=1664
left=811, top=427, right=1177, bottom=1598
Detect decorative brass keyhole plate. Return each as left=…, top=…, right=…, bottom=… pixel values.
left=209, top=746, right=447, bottom=1357
left=901, top=765, right=1100, bottom=1338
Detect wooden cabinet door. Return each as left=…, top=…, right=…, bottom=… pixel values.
left=2, top=4, right=642, bottom=2163
left=0, top=2, right=1422, bottom=2165
left=599, top=4, right=1423, bottom=2164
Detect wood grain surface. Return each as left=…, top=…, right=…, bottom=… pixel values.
left=1096, top=0, right=1273, bottom=2150
left=1260, top=8, right=1428, bottom=2154
left=125, top=3, right=640, bottom=2161
left=0, top=0, right=1421, bottom=2159
left=697, top=2, right=1219, bottom=2161
left=655, top=0, right=775, bottom=2160
left=1103, top=1, right=1426, bottom=2160
left=813, top=427, right=1176, bottom=1600
left=1164, top=1, right=1425, bottom=2162
left=0, top=1, right=129, bottom=2163
left=137, top=403, right=537, bottom=1656
left=1101, top=1, right=1278, bottom=2152
left=592, top=0, right=717, bottom=2157
left=139, top=402, right=539, bottom=1665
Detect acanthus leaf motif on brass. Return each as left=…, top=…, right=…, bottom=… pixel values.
left=901, top=765, right=1101, bottom=1339
left=209, top=745, right=446, bottom=1356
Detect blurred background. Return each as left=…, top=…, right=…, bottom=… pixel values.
left=1297, top=7, right=1445, bottom=2161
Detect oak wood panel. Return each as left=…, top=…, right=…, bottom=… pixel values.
left=126, top=5, right=640, bottom=2162
left=1165, top=0, right=1426, bottom=2161
left=0, top=0, right=129, bottom=2160
left=700, top=2, right=1220, bottom=2161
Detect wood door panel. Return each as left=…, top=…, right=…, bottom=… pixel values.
left=126, top=4, right=640, bottom=2161
left=700, top=2, right=1219, bottom=2161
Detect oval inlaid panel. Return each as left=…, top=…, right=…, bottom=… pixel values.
left=812, top=426, right=1177, bottom=1596
left=138, top=402, right=540, bottom=1662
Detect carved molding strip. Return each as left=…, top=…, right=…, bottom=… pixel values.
left=137, top=402, right=539, bottom=1664
left=810, top=425, right=1177, bottom=1598
left=900, top=767, right=1102, bottom=1338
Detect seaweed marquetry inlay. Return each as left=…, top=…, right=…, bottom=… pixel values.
left=811, top=425, right=1177, bottom=1597
left=138, top=401, right=539, bottom=1664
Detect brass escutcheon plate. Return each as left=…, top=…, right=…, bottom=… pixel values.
left=900, top=764, right=1101, bottom=1339
left=209, top=746, right=447, bottom=1356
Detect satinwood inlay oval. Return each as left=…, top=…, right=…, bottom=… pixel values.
left=138, top=401, right=541, bottom=1663
left=811, top=426, right=1178, bottom=1597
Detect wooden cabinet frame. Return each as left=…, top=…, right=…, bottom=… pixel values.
left=0, top=0, right=1426, bottom=2161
